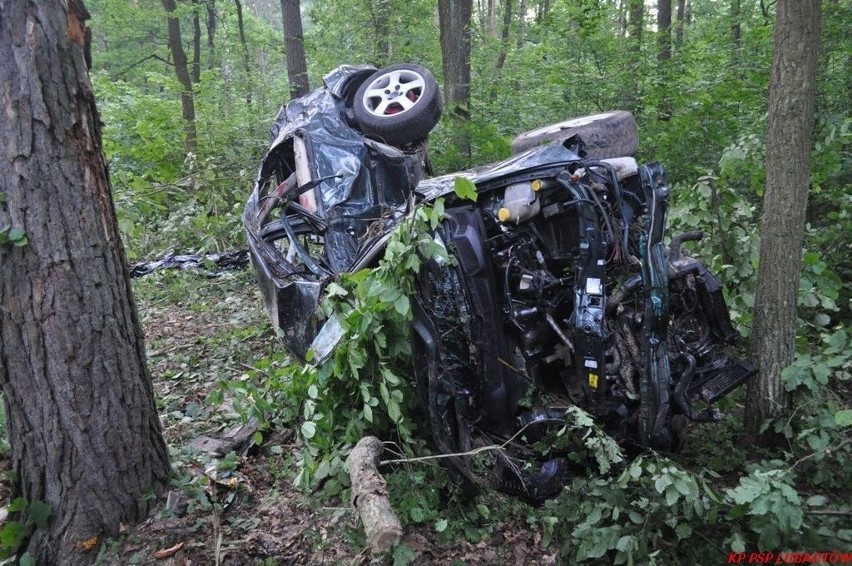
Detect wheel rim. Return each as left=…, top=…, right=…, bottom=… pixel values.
left=361, top=68, right=426, bottom=117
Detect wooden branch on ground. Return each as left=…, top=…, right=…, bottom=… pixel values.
left=348, top=436, right=402, bottom=554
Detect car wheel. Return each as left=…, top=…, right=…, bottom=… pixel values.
left=353, top=63, right=442, bottom=146
left=510, top=110, right=638, bottom=158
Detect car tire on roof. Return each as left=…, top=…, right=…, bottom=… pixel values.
left=510, top=110, right=638, bottom=158
left=353, top=63, right=442, bottom=147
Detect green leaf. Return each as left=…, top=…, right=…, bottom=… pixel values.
left=300, top=421, right=316, bottom=439
left=0, top=522, right=26, bottom=549
left=665, top=486, right=679, bottom=506
left=729, top=532, right=746, bottom=553
left=835, top=409, right=852, bottom=427
left=18, top=552, right=36, bottom=566
left=616, top=534, right=635, bottom=552
left=7, top=498, right=27, bottom=513
left=434, top=518, right=448, bottom=532
left=453, top=177, right=478, bottom=201
left=8, top=227, right=25, bottom=242
left=253, top=431, right=263, bottom=446
left=363, top=403, right=373, bottom=423
left=387, top=399, right=401, bottom=423
left=409, top=507, right=424, bottom=522
left=28, top=501, right=51, bottom=530
left=394, top=295, right=410, bottom=317
left=307, top=385, right=318, bottom=399
left=392, top=542, right=417, bottom=566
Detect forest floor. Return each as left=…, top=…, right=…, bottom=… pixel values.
left=90, top=268, right=560, bottom=565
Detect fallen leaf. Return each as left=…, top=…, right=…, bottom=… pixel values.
left=153, top=542, right=184, bottom=560
left=76, top=536, right=99, bottom=551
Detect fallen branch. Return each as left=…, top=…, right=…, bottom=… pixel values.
left=348, top=436, right=403, bottom=554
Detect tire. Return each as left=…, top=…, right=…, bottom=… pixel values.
left=510, top=110, right=638, bottom=159
left=353, top=63, right=442, bottom=147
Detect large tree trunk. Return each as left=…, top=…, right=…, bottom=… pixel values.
left=438, top=0, right=473, bottom=159
left=162, top=0, right=198, bottom=153
left=280, top=0, right=309, bottom=99
left=745, top=0, right=822, bottom=439
left=0, top=2, right=171, bottom=564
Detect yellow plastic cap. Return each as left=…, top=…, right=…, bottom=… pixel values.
left=498, top=208, right=511, bottom=222
left=531, top=179, right=543, bottom=191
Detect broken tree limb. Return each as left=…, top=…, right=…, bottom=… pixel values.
left=348, top=436, right=403, bottom=554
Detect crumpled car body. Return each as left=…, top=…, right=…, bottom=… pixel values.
left=244, top=65, right=756, bottom=502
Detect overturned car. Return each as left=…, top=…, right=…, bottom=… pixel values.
left=244, top=64, right=755, bottom=502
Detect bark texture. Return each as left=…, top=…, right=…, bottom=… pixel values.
left=438, top=0, right=473, bottom=158
left=348, top=437, right=402, bottom=554
left=745, top=0, right=822, bottom=438
left=0, top=2, right=171, bottom=563
left=280, top=0, right=309, bottom=99
left=162, top=0, right=198, bottom=152
left=625, top=0, right=644, bottom=114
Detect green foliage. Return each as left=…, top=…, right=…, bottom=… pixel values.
left=0, top=225, right=28, bottom=248
left=0, top=498, right=52, bottom=561
left=217, top=202, right=448, bottom=493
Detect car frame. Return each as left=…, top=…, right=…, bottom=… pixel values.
left=244, top=64, right=755, bottom=501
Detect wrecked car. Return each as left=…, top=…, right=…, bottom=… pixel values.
left=244, top=64, right=756, bottom=502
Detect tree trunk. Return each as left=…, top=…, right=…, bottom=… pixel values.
left=191, top=0, right=202, bottom=83
left=745, top=0, right=822, bottom=439
left=371, top=0, right=392, bottom=65
left=657, top=0, right=672, bottom=120
left=487, top=0, right=497, bottom=36
left=206, top=0, right=217, bottom=70
left=674, top=0, right=686, bottom=50
left=234, top=0, right=253, bottom=103
left=280, top=0, right=309, bottom=99
left=162, top=0, right=198, bottom=153
left=495, top=0, right=514, bottom=72
left=516, top=0, right=527, bottom=48
left=0, top=2, right=171, bottom=564
left=439, top=0, right=473, bottom=159
left=657, top=0, right=672, bottom=63
left=731, top=0, right=742, bottom=64
left=626, top=0, right=644, bottom=114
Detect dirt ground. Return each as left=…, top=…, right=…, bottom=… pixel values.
left=85, top=269, right=560, bottom=565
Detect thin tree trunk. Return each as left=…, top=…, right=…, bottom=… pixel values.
left=675, top=0, right=686, bottom=50
left=0, top=2, right=171, bottom=563
left=163, top=0, right=198, bottom=153
left=438, top=0, right=473, bottom=159
left=626, top=0, right=643, bottom=114
left=234, top=0, right=253, bottom=103
left=191, top=0, right=202, bottom=83
left=488, top=0, right=497, bottom=36
left=745, top=0, right=822, bottom=440
left=495, top=0, right=514, bottom=72
left=371, top=0, right=392, bottom=65
left=657, top=0, right=672, bottom=120
left=281, top=0, right=309, bottom=99
left=206, top=0, right=216, bottom=70
left=516, top=0, right=527, bottom=48
left=731, top=0, right=742, bottom=64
